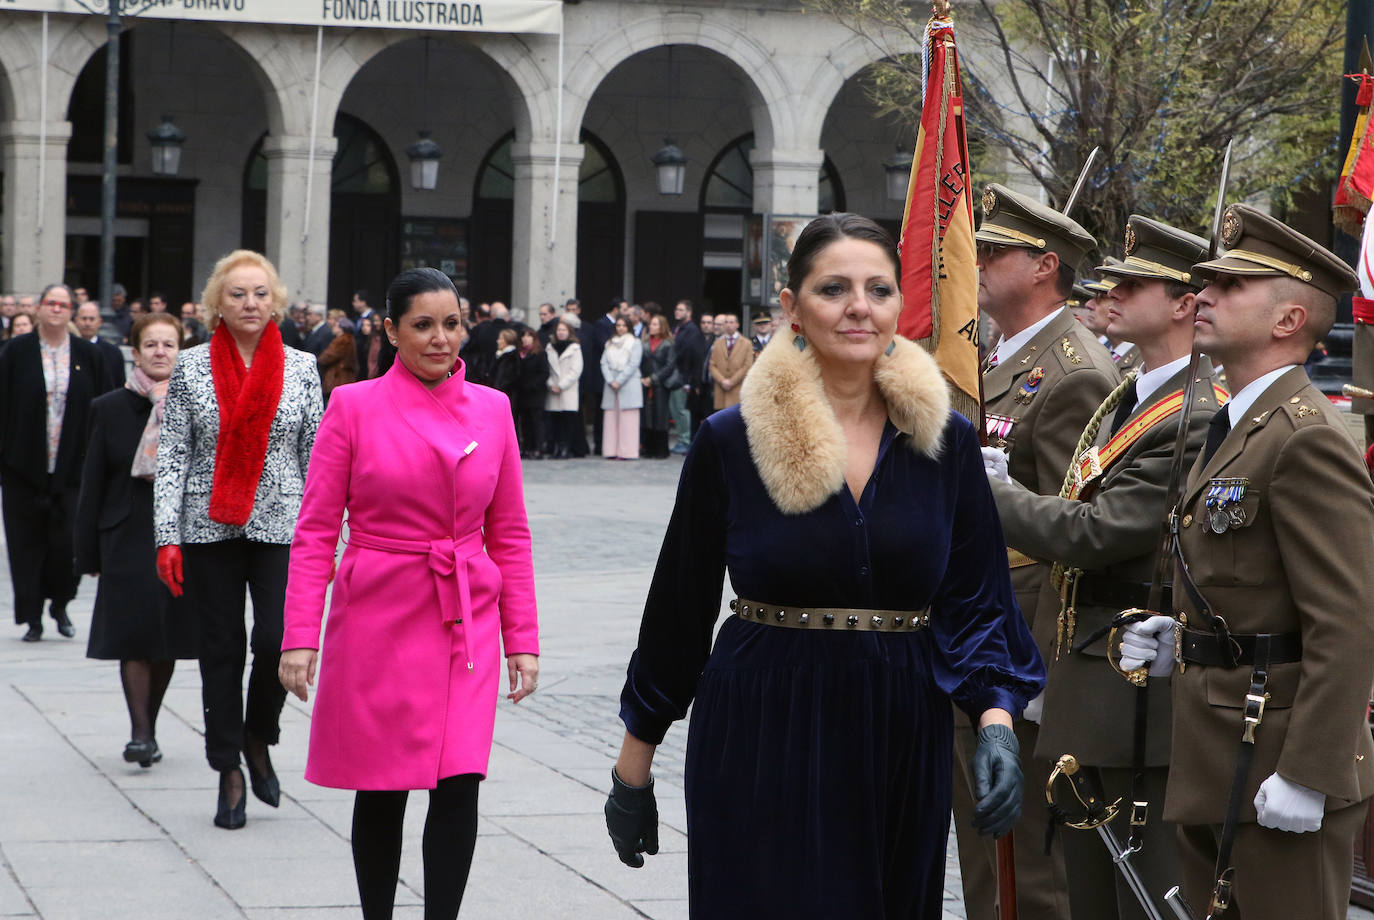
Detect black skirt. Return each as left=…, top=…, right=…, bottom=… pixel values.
left=683, top=617, right=952, bottom=919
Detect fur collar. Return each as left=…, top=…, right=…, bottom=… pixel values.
left=739, top=334, right=950, bottom=514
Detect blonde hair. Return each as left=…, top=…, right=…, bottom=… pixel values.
left=200, top=250, right=288, bottom=329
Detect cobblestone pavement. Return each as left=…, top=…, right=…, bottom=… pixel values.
left=2, top=445, right=1371, bottom=919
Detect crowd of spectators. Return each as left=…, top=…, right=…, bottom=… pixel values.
left=1, top=280, right=775, bottom=458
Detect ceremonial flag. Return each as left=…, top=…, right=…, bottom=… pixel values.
left=897, top=10, right=981, bottom=424
left=1335, top=71, right=1374, bottom=235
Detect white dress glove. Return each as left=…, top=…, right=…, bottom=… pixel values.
left=1254, top=773, right=1325, bottom=833
left=1118, top=615, right=1176, bottom=676
left=1022, top=692, right=1043, bottom=724
left=981, top=446, right=1010, bottom=484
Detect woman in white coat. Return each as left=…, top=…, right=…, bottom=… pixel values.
left=599, top=317, right=644, bottom=460
left=545, top=317, right=583, bottom=459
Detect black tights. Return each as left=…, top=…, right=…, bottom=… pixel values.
left=120, top=659, right=176, bottom=742
left=351, top=774, right=480, bottom=920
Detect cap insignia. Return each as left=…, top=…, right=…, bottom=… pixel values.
left=1123, top=223, right=1137, bottom=255
left=982, top=188, right=997, bottom=216
left=1221, top=209, right=1242, bottom=247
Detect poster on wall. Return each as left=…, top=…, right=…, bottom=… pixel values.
left=400, top=217, right=468, bottom=295
left=764, top=215, right=809, bottom=307
left=742, top=215, right=764, bottom=304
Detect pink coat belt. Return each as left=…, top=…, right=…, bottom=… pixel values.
left=347, top=527, right=486, bottom=670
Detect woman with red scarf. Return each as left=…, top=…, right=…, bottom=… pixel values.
left=154, top=250, right=323, bottom=830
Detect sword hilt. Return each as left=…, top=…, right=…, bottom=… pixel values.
left=1046, top=754, right=1120, bottom=830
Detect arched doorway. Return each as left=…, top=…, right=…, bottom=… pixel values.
left=471, top=130, right=625, bottom=308
left=243, top=113, right=400, bottom=308
left=696, top=133, right=844, bottom=313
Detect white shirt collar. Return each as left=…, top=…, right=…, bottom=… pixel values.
left=1112, top=341, right=1135, bottom=359
left=992, top=309, right=1061, bottom=367
left=1226, top=365, right=1300, bottom=428
left=1133, top=354, right=1191, bottom=405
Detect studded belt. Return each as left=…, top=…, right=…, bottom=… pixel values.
left=730, top=597, right=930, bottom=632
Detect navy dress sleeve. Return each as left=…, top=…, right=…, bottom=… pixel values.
left=928, top=417, right=1046, bottom=723
left=619, top=420, right=728, bottom=745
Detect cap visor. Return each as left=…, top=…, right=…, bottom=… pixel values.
left=1191, top=254, right=1285, bottom=280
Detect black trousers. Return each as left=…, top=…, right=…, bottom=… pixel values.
left=515, top=407, right=545, bottom=455
left=1, top=476, right=80, bottom=626
left=182, top=539, right=289, bottom=772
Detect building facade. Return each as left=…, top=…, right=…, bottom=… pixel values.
left=0, top=0, right=927, bottom=314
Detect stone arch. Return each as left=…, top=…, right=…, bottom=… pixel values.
left=227, top=27, right=547, bottom=146
left=797, top=31, right=912, bottom=152
left=0, top=14, right=108, bottom=124
left=564, top=13, right=786, bottom=151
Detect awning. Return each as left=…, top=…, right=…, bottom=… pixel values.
left=2, top=0, right=563, bottom=35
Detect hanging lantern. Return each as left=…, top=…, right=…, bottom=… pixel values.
left=884, top=146, right=913, bottom=202
left=406, top=131, right=443, bottom=191
left=147, top=115, right=186, bottom=177
left=652, top=138, right=688, bottom=196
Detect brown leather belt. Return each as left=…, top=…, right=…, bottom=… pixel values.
left=730, top=598, right=930, bottom=632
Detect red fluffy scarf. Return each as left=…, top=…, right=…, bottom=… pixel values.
left=208, top=321, right=285, bottom=526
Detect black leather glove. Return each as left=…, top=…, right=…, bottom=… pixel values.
left=972, top=723, right=1022, bottom=838
left=605, top=768, right=659, bottom=868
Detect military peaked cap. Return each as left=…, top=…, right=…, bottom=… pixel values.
left=1193, top=203, right=1358, bottom=299
left=977, top=183, right=1096, bottom=268
left=1100, top=216, right=1208, bottom=289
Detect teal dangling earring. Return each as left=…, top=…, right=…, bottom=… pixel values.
left=885, top=340, right=896, bottom=356
left=791, top=322, right=806, bottom=351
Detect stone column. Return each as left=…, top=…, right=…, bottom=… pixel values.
left=750, top=146, right=825, bottom=217
left=510, top=141, right=583, bottom=308
left=261, top=134, right=338, bottom=303
left=1, top=121, right=72, bottom=294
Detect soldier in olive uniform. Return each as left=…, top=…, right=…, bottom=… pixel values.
left=984, top=217, right=1224, bottom=920
left=1123, top=204, right=1374, bottom=919
left=951, top=184, right=1117, bottom=920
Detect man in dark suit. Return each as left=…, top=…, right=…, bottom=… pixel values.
left=0, top=284, right=113, bottom=641
left=75, top=301, right=127, bottom=390
left=280, top=302, right=306, bottom=350
left=301, top=303, right=333, bottom=356
left=692, top=313, right=719, bottom=436
left=582, top=299, right=618, bottom=454
left=670, top=299, right=706, bottom=453
left=536, top=302, right=558, bottom=348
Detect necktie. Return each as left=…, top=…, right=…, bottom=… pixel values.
left=1109, top=379, right=1138, bottom=436
left=1202, top=407, right=1231, bottom=465
left=727, top=335, right=736, bottom=354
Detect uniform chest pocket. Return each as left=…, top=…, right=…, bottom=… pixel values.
left=1192, top=491, right=1264, bottom=587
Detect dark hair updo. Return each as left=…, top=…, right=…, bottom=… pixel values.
left=385, top=267, right=458, bottom=324
left=785, top=213, right=901, bottom=293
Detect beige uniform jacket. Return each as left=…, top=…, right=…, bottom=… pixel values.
left=990, top=359, right=1224, bottom=766
left=984, top=306, right=1117, bottom=651
left=709, top=335, right=754, bottom=410
left=1165, top=367, right=1374, bottom=825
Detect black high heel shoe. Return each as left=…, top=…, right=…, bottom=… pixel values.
left=123, top=739, right=162, bottom=768
left=214, top=768, right=246, bottom=830
left=243, top=729, right=280, bottom=808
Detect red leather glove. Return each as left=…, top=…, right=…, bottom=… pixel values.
left=156, top=545, right=184, bottom=598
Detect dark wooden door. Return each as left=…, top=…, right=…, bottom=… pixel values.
left=329, top=193, right=398, bottom=312
left=469, top=200, right=513, bottom=305
left=633, top=210, right=701, bottom=309
left=147, top=214, right=194, bottom=306
left=577, top=200, right=625, bottom=311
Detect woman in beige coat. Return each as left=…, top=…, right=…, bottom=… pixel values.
left=545, top=317, right=583, bottom=459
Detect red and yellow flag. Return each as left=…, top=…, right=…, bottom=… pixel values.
left=1335, top=73, right=1374, bottom=235
left=897, top=11, right=980, bottom=425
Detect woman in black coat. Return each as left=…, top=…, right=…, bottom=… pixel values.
left=639, top=315, right=678, bottom=459
left=515, top=327, right=548, bottom=458
left=77, top=314, right=197, bottom=767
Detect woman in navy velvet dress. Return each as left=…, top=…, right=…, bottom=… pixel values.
left=604, top=214, right=1046, bottom=918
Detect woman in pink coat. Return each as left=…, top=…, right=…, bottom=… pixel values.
left=279, top=267, right=539, bottom=920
